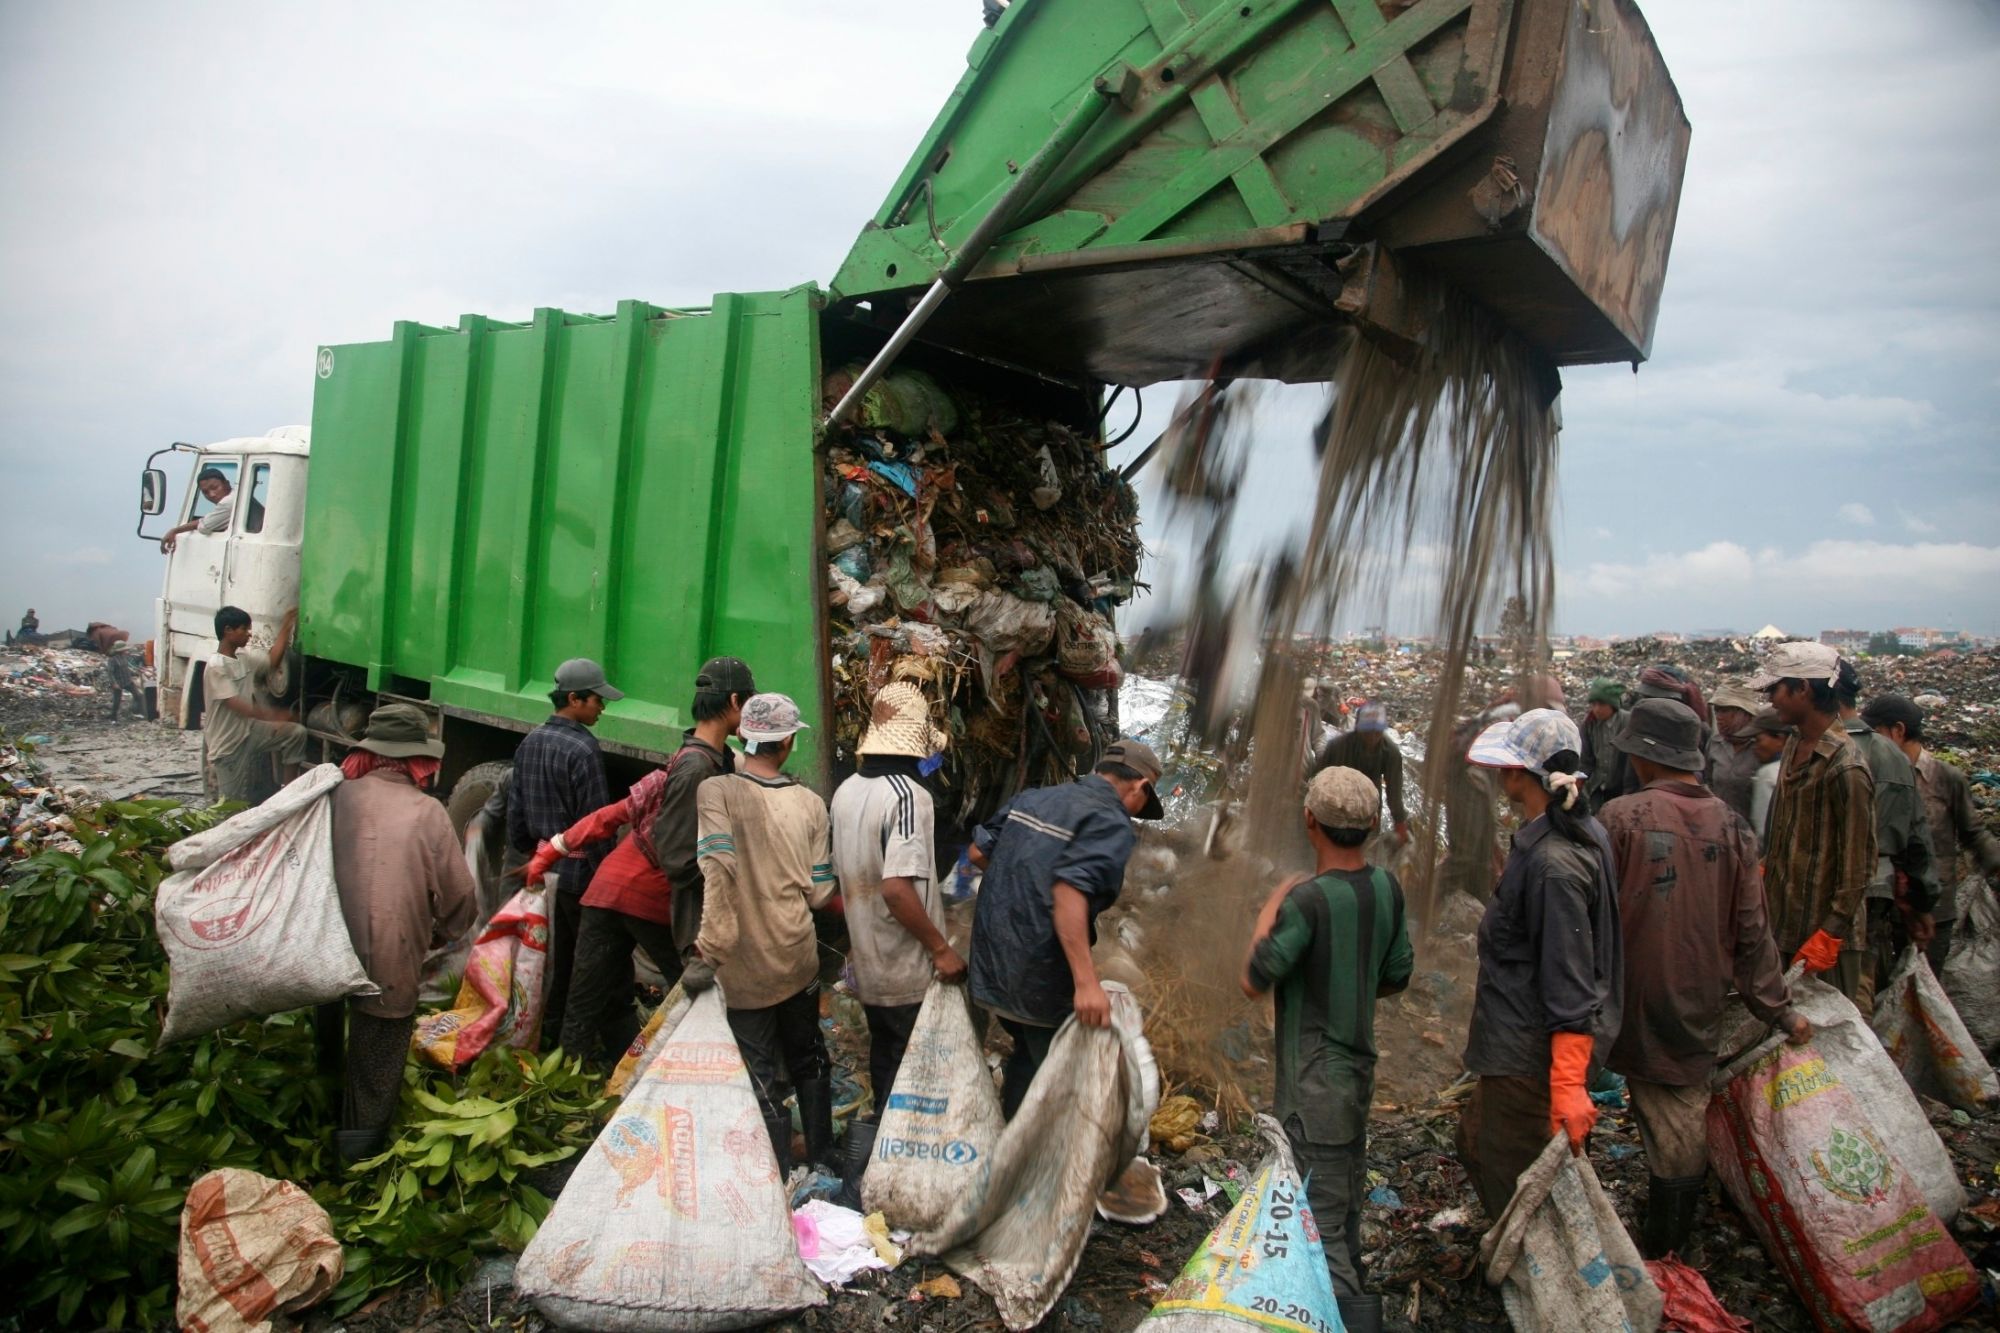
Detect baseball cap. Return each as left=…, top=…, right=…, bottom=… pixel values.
left=695, top=656, right=756, bottom=698
left=1466, top=708, right=1582, bottom=777
left=1860, top=693, right=1925, bottom=736
left=554, top=658, right=623, bottom=702
left=739, top=692, right=809, bottom=744
left=1355, top=703, right=1389, bottom=732
left=1709, top=682, right=1764, bottom=715
left=1746, top=641, right=1840, bottom=690
left=1100, top=738, right=1165, bottom=820
left=1307, top=766, right=1380, bottom=830
left=1611, top=698, right=1704, bottom=772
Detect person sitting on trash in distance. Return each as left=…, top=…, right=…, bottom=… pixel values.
left=965, top=738, right=1164, bottom=1119
left=322, top=703, right=476, bottom=1162
left=204, top=605, right=306, bottom=806
left=1598, top=698, right=1808, bottom=1260
left=1308, top=702, right=1410, bottom=848
left=1455, top=708, right=1622, bottom=1219
left=1753, top=642, right=1876, bottom=1000
left=160, top=467, right=235, bottom=552
left=682, top=693, right=840, bottom=1177
left=506, top=658, right=620, bottom=1051
left=829, top=683, right=966, bottom=1117
left=1241, top=765, right=1413, bottom=1333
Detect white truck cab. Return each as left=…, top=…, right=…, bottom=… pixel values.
left=139, top=427, right=309, bottom=728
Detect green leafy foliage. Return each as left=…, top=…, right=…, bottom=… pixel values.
left=0, top=785, right=608, bottom=1328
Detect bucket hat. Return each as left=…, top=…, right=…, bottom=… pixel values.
left=554, top=658, right=623, bottom=702
left=857, top=682, right=948, bottom=759
left=1307, top=766, right=1379, bottom=830
left=354, top=702, right=445, bottom=759
left=1466, top=708, right=1580, bottom=777
left=1612, top=698, right=1705, bottom=772
left=740, top=692, right=809, bottom=745
left=1709, top=682, right=1764, bottom=716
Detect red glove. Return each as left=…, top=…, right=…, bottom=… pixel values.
left=521, top=838, right=561, bottom=887
left=1791, top=929, right=1842, bottom=974
left=1549, top=1031, right=1597, bottom=1153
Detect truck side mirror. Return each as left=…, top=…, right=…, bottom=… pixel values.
left=141, top=468, right=167, bottom=516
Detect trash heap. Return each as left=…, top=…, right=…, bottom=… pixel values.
left=0, top=643, right=114, bottom=730
left=821, top=366, right=1142, bottom=831
left=0, top=733, right=85, bottom=860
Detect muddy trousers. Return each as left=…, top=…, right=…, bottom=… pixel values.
left=315, top=1002, right=416, bottom=1161
left=997, top=1017, right=1057, bottom=1120
left=213, top=721, right=309, bottom=805
left=1456, top=1074, right=1555, bottom=1219
left=728, top=982, right=833, bottom=1173
left=1284, top=1115, right=1367, bottom=1299
left=559, top=904, right=682, bottom=1067
left=1626, top=1077, right=1710, bottom=1258
left=862, top=1001, right=921, bottom=1111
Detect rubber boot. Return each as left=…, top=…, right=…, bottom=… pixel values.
left=796, top=1077, right=838, bottom=1174
left=1642, top=1174, right=1705, bottom=1259
left=335, top=1129, right=384, bottom=1165
left=762, top=1107, right=795, bottom=1177
left=1335, top=1293, right=1383, bottom=1333
left=833, top=1117, right=879, bottom=1210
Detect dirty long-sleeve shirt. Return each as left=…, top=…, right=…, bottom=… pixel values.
left=1915, top=750, right=2000, bottom=924
left=693, top=772, right=836, bottom=1011
left=1764, top=727, right=1876, bottom=956
left=646, top=730, right=734, bottom=948
left=1706, top=732, right=1762, bottom=825
left=1463, top=814, right=1623, bottom=1079
left=506, top=715, right=609, bottom=897
left=1601, top=780, right=1791, bottom=1086
left=1309, top=731, right=1408, bottom=825
left=1580, top=710, right=1629, bottom=812
left=1842, top=718, right=1939, bottom=914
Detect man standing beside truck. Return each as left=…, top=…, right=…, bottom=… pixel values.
left=204, top=606, right=305, bottom=805
left=507, top=659, right=621, bottom=1051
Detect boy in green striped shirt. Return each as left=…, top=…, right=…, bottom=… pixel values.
left=1242, top=765, right=1414, bottom=1333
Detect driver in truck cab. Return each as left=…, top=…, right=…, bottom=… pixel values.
left=204, top=605, right=307, bottom=805
left=159, top=467, right=234, bottom=552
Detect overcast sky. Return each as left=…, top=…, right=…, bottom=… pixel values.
left=4, top=1, right=1997, bottom=641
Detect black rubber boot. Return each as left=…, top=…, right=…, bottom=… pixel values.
left=1335, top=1293, right=1383, bottom=1333
left=1642, top=1174, right=1705, bottom=1258
left=796, top=1077, right=838, bottom=1174
left=335, top=1129, right=385, bottom=1165
left=762, top=1108, right=795, bottom=1177
left=833, top=1117, right=879, bottom=1210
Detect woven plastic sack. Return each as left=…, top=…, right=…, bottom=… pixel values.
left=410, top=882, right=550, bottom=1070
left=1708, top=1021, right=1980, bottom=1332
left=1715, top=968, right=1962, bottom=1223
left=177, top=1168, right=343, bottom=1333
left=913, top=983, right=1159, bottom=1331
left=1479, top=1134, right=1662, bottom=1333
left=1941, top=874, right=2000, bottom=1059
left=860, top=980, right=1004, bottom=1234
left=607, top=982, right=692, bottom=1100
left=1142, top=1115, right=1342, bottom=1333
left=156, top=765, right=375, bottom=1044
left=1870, top=944, right=1998, bottom=1111
left=516, top=988, right=825, bottom=1331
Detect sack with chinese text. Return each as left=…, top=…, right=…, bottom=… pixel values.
left=177, top=1168, right=343, bottom=1333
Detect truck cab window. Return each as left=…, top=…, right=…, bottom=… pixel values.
left=243, top=463, right=269, bottom=534
left=189, top=460, right=239, bottom=522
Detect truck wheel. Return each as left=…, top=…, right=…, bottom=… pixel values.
left=446, top=760, right=513, bottom=840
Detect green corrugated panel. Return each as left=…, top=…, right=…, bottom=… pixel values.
left=301, top=287, right=827, bottom=777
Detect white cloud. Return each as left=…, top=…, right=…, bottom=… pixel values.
left=1899, top=508, right=1939, bottom=535
left=1838, top=503, right=1876, bottom=527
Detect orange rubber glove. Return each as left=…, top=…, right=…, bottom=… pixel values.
left=1791, top=929, right=1842, bottom=974
left=521, top=838, right=561, bottom=887
left=1549, top=1031, right=1598, bottom=1153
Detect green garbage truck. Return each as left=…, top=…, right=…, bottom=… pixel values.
left=138, top=0, right=1688, bottom=824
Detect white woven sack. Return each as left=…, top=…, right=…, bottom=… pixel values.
left=156, top=765, right=375, bottom=1045
left=516, top=988, right=825, bottom=1331
left=914, top=983, right=1159, bottom=1331
left=860, top=980, right=1004, bottom=1233
left=1716, top=966, right=1963, bottom=1222
left=1480, top=1134, right=1662, bottom=1333
left=1942, top=875, right=2000, bottom=1059
left=1871, top=944, right=1999, bottom=1111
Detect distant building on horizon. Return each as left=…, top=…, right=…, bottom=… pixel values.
left=1688, top=628, right=1743, bottom=641
left=1821, top=628, right=1870, bottom=652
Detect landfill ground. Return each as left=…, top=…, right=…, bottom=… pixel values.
left=8, top=643, right=2000, bottom=1330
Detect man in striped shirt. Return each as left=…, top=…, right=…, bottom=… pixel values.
left=683, top=693, right=840, bottom=1174
left=1752, top=642, right=1877, bottom=999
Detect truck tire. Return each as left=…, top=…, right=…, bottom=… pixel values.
left=446, top=760, right=513, bottom=840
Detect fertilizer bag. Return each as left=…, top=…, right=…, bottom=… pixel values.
left=1479, top=1133, right=1661, bottom=1333
left=1708, top=1019, right=1980, bottom=1332
left=1142, top=1115, right=1342, bottom=1333
left=913, top=983, right=1159, bottom=1331
left=515, top=988, right=824, bottom=1331
left=177, top=1168, right=343, bottom=1333
left=1941, top=874, right=2000, bottom=1059
left=1870, top=944, right=1998, bottom=1111
left=411, top=882, right=550, bottom=1070
left=860, top=979, right=1005, bottom=1233
left=156, top=765, right=375, bottom=1044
